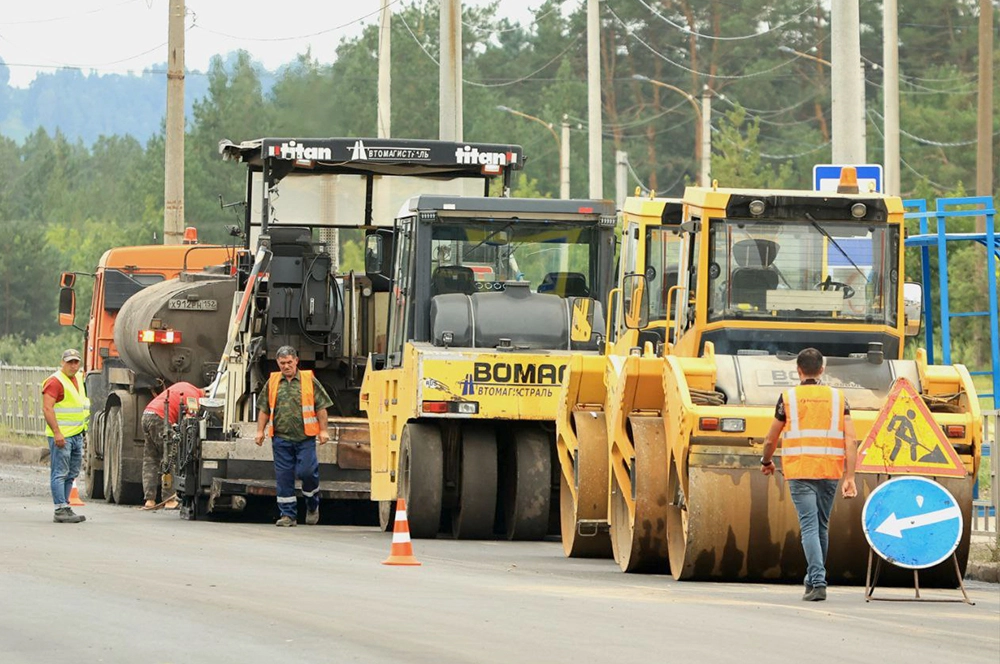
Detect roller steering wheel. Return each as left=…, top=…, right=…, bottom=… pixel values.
left=815, top=276, right=855, bottom=299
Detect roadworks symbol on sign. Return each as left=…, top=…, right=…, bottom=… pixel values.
left=856, top=377, right=967, bottom=478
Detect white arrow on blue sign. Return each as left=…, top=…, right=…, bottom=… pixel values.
left=862, top=476, right=963, bottom=569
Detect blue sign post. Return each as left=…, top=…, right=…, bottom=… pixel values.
left=862, top=476, right=972, bottom=603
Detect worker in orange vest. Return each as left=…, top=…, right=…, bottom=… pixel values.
left=761, top=348, right=858, bottom=601
left=254, top=346, right=331, bottom=527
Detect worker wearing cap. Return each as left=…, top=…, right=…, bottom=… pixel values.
left=41, top=349, right=89, bottom=524
left=254, top=346, right=331, bottom=527
left=761, top=348, right=858, bottom=601
left=141, top=381, right=204, bottom=510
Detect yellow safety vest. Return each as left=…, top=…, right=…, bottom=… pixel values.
left=43, top=371, right=90, bottom=438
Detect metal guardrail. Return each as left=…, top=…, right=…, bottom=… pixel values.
left=0, top=366, right=57, bottom=437
left=971, top=410, right=998, bottom=540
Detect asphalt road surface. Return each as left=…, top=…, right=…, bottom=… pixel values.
left=2, top=462, right=998, bottom=664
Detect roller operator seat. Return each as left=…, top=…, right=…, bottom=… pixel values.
left=431, top=265, right=477, bottom=296
left=730, top=239, right=780, bottom=309
left=537, top=271, right=590, bottom=297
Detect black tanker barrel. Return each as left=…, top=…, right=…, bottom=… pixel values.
left=430, top=281, right=604, bottom=350
left=113, top=272, right=237, bottom=387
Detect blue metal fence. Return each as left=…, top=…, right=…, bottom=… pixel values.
left=903, top=196, right=999, bottom=408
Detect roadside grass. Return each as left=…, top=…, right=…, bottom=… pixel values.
left=971, top=374, right=995, bottom=412
left=0, top=425, right=47, bottom=447
left=970, top=541, right=1000, bottom=563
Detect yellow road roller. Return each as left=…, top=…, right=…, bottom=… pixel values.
left=565, top=176, right=984, bottom=583
left=557, top=196, right=682, bottom=563
left=608, top=178, right=982, bottom=583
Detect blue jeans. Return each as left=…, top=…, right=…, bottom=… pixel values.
left=48, top=433, right=84, bottom=508
left=272, top=436, right=320, bottom=518
left=788, top=479, right=839, bottom=588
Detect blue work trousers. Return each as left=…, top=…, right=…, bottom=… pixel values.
left=272, top=436, right=320, bottom=519
left=788, top=478, right=839, bottom=589
left=48, top=433, right=84, bottom=508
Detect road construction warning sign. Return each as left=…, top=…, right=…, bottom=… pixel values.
left=856, top=377, right=966, bottom=477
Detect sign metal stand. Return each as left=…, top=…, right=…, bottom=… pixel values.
left=862, top=475, right=974, bottom=605
left=864, top=546, right=973, bottom=605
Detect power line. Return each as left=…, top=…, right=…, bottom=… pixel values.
left=462, top=4, right=561, bottom=34
left=606, top=4, right=801, bottom=81
left=631, top=0, right=822, bottom=42
left=397, top=11, right=581, bottom=89
left=191, top=0, right=402, bottom=43
left=0, top=0, right=143, bottom=25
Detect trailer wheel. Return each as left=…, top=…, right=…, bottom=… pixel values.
left=399, top=423, right=444, bottom=539
left=451, top=425, right=498, bottom=539
left=106, top=406, right=144, bottom=505
left=84, top=411, right=105, bottom=500
left=103, top=407, right=120, bottom=503
left=502, top=426, right=551, bottom=541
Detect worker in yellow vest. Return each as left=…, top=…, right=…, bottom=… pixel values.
left=41, top=349, right=90, bottom=523
left=761, top=348, right=858, bottom=601
left=254, top=346, right=332, bottom=527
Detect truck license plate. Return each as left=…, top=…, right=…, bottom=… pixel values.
left=168, top=299, right=218, bottom=311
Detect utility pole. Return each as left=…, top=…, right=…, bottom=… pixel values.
left=615, top=150, right=628, bottom=210
left=972, top=0, right=995, bottom=370
left=377, top=0, right=391, bottom=138
left=883, top=0, right=900, bottom=195
left=587, top=0, right=603, bottom=198
left=830, top=0, right=866, bottom=163
left=560, top=116, right=571, bottom=199
left=163, top=0, right=185, bottom=245
left=700, top=88, right=711, bottom=187
left=976, top=0, right=994, bottom=222
left=439, top=0, right=463, bottom=141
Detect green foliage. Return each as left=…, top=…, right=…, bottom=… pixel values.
left=0, top=0, right=994, bottom=364
left=0, top=330, right=77, bottom=367
left=0, top=220, right=62, bottom=339
left=711, top=106, right=795, bottom=188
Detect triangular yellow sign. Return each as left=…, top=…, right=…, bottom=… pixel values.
left=856, top=377, right=966, bottom=477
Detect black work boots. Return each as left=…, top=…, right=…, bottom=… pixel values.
left=53, top=507, right=86, bottom=523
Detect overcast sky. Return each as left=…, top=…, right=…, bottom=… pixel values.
left=0, top=0, right=549, bottom=88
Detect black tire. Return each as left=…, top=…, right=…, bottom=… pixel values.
left=502, top=426, right=552, bottom=541
left=378, top=500, right=397, bottom=532
left=84, top=412, right=105, bottom=500
left=106, top=405, right=144, bottom=505
left=398, top=423, right=444, bottom=539
left=451, top=425, right=498, bottom=539
left=104, top=406, right=120, bottom=504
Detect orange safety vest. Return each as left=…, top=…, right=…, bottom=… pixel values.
left=780, top=384, right=846, bottom=480
left=266, top=370, right=320, bottom=437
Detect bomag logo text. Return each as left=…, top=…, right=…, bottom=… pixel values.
left=461, top=362, right=566, bottom=398
left=473, top=362, right=564, bottom=384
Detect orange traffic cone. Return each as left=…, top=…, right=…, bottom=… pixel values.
left=68, top=479, right=85, bottom=507
left=381, top=498, right=421, bottom=566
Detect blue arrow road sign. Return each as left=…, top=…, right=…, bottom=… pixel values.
left=862, top=476, right=963, bottom=569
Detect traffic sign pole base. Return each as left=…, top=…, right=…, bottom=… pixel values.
left=864, top=548, right=974, bottom=605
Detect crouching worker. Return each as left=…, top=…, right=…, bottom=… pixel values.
left=254, top=346, right=331, bottom=527
left=141, top=381, right=204, bottom=510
